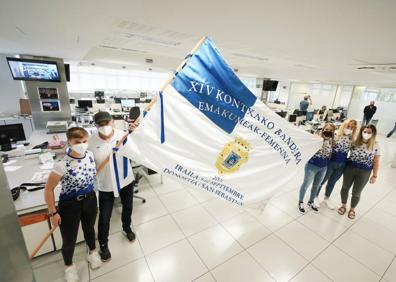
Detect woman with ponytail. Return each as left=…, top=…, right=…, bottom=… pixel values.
left=315, top=119, right=357, bottom=209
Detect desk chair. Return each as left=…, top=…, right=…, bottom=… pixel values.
left=132, top=166, right=146, bottom=204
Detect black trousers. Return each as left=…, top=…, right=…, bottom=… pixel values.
left=98, top=182, right=134, bottom=247
left=340, top=166, right=371, bottom=208
left=58, top=192, right=98, bottom=266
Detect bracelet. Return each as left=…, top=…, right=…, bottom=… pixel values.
left=48, top=211, right=58, bottom=217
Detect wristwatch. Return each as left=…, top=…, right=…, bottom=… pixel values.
left=48, top=211, right=58, bottom=217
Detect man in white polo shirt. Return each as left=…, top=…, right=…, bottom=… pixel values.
left=88, top=111, right=135, bottom=262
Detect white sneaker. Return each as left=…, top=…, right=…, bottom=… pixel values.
left=314, top=197, right=321, bottom=208
left=64, top=264, right=79, bottom=282
left=323, top=199, right=335, bottom=210
left=87, top=250, right=102, bottom=270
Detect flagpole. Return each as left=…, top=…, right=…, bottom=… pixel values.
left=96, top=36, right=207, bottom=173
left=145, top=36, right=207, bottom=111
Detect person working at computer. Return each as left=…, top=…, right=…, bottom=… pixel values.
left=88, top=111, right=137, bottom=262
left=362, top=101, right=377, bottom=125
left=315, top=119, right=357, bottom=209
left=299, top=95, right=312, bottom=111
left=44, top=127, right=102, bottom=282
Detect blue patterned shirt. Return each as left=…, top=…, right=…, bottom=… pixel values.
left=52, top=150, right=97, bottom=201
left=348, top=142, right=380, bottom=170
left=308, top=139, right=333, bottom=168
left=331, top=136, right=352, bottom=163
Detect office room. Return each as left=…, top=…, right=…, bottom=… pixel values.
left=0, top=1, right=396, bottom=282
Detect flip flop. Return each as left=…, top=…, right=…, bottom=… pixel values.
left=338, top=206, right=346, bottom=215
left=348, top=209, right=356, bottom=219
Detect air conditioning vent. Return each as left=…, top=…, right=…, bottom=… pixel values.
left=99, top=45, right=147, bottom=54
left=232, top=53, right=268, bottom=61
left=356, top=65, right=396, bottom=74
left=357, top=66, right=375, bottom=70
left=118, top=32, right=181, bottom=46
left=99, top=45, right=118, bottom=50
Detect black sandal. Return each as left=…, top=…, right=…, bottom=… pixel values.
left=338, top=206, right=346, bottom=215
left=348, top=210, right=356, bottom=219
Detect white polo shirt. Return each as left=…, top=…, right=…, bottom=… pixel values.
left=88, top=128, right=134, bottom=197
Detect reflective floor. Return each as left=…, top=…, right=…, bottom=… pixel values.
left=32, top=136, right=396, bottom=282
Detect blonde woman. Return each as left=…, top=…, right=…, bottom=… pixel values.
left=338, top=124, right=380, bottom=219
left=316, top=120, right=357, bottom=209
left=298, top=123, right=336, bottom=213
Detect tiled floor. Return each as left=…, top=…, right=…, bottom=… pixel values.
left=32, top=136, right=396, bottom=281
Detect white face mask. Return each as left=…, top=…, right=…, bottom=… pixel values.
left=98, top=125, right=113, bottom=136
left=71, top=143, right=88, bottom=155
left=343, top=128, right=352, bottom=135
left=362, top=132, right=372, bottom=140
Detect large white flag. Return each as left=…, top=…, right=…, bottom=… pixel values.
left=118, top=37, right=322, bottom=207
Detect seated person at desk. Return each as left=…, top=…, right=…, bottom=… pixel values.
left=44, top=127, right=102, bottom=282
left=299, top=95, right=312, bottom=111
left=88, top=111, right=136, bottom=262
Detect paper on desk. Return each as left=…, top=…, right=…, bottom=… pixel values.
left=40, top=163, right=54, bottom=170
left=3, top=160, right=17, bottom=166
left=31, top=171, right=51, bottom=182
left=4, top=165, right=22, bottom=172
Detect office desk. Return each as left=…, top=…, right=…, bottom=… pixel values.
left=4, top=130, right=73, bottom=257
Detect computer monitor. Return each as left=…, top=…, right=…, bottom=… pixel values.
left=0, top=124, right=26, bottom=144
left=96, top=98, right=105, bottom=104
left=332, top=109, right=339, bottom=113
left=94, top=91, right=104, bottom=98
left=69, top=98, right=75, bottom=104
left=121, top=99, right=135, bottom=108
left=297, top=110, right=307, bottom=116
left=276, top=111, right=287, bottom=118
left=77, top=100, right=93, bottom=108
left=288, top=114, right=297, bottom=122
left=114, top=97, right=122, bottom=104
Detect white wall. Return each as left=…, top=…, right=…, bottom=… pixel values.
left=288, top=83, right=337, bottom=111
left=287, top=82, right=354, bottom=112
left=0, top=54, right=25, bottom=115
left=348, top=86, right=396, bottom=135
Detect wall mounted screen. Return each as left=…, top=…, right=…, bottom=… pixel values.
left=7, top=57, right=60, bottom=82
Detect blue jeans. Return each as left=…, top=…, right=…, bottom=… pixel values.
left=299, top=163, right=327, bottom=203
left=317, top=161, right=345, bottom=198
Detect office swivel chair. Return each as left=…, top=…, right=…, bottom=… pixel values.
left=129, top=106, right=147, bottom=204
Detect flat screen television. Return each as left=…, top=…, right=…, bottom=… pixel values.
left=262, top=80, right=279, bottom=91
left=6, top=57, right=60, bottom=82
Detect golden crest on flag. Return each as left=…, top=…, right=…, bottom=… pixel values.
left=215, top=137, right=251, bottom=174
